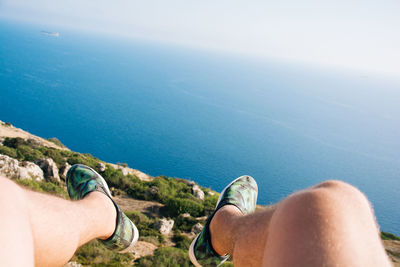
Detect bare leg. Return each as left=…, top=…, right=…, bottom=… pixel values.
left=0, top=178, right=34, bottom=267
left=210, top=180, right=391, bottom=267
left=0, top=177, right=116, bottom=267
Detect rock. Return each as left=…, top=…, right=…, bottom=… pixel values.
left=186, top=180, right=196, bottom=186
left=0, top=154, right=20, bottom=179
left=19, top=161, right=44, bottom=181
left=154, top=218, right=174, bottom=235
left=208, top=191, right=215, bottom=196
left=97, top=162, right=106, bottom=172
left=131, top=169, right=153, bottom=181
left=63, top=262, right=82, bottom=267
left=59, top=162, right=71, bottom=179
left=147, top=186, right=159, bottom=196
left=36, top=158, right=60, bottom=182
left=181, top=213, right=191, bottom=218
left=192, top=185, right=205, bottom=200
left=0, top=154, right=44, bottom=181
left=196, top=216, right=208, bottom=221
left=191, top=223, right=203, bottom=235
left=130, top=241, right=158, bottom=259
left=120, top=167, right=131, bottom=176
left=109, top=163, right=153, bottom=181
left=26, top=138, right=41, bottom=147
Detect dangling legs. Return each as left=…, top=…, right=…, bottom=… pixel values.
left=210, top=180, right=391, bottom=267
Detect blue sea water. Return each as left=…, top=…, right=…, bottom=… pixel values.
left=1, top=20, right=399, bottom=235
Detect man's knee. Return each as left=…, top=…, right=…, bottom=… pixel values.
left=279, top=180, right=372, bottom=219
left=313, top=180, right=370, bottom=205
left=315, top=179, right=357, bottom=191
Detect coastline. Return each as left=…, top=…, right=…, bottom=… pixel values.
left=0, top=119, right=399, bottom=265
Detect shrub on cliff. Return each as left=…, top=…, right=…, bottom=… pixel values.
left=135, top=247, right=190, bottom=267
left=165, top=197, right=204, bottom=217
left=103, top=167, right=136, bottom=191
left=72, top=240, right=134, bottom=266
left=16, top=179, right=67, bottom=198
left=0, top=145, right=17, bottom=158
left=203, top=193, right=219, bottom=214
left=173, top=232, right=192, bottom=250
left=3, top=137, right=26, bottom=148
left=16, top=145, right=44, bottom=162
left=174, top=215, right=199, bottom=232
left=66, top=152, right=99, bottom=169
left=47, top=137, right=65, bottom=148
left=125, top=211, right=164, bottom=244
left=381, top=231, right=400, bottom=241
left=39, top=147, right=66, bottom=166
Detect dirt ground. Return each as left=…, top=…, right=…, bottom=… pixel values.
left=383, top=240, right=400, bottom=266
left=0, top=120, right=68, bottom=150
left=113, top=195, right=164, bottom=217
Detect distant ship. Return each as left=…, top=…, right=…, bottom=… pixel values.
left=41, top=31, right=60, bottom=37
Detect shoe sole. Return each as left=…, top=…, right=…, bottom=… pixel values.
left=119, top=219, right=139, bottom=253
left=188, top=175, right=251, bottom=267
left=67, top=164, right=139, bottom=252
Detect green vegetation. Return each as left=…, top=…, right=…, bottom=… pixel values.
left=0, top=136, right=220, bottom=266
left=135, top=247, right=191, bottom=267
left=72, top=240, right=134, bottom=266
left=47, top=137, right=65, bottom=147
left=16, top=179, right=68, bottom=198
left=0, top=145, right=17, bottom=158
left=39, top=147, right=66, bottom=166
left=174, top=215, right=201, bottom=232
left=102, top=166, right=218, bottom=219
left=173, top=232, right=192, bottom=250
left=381, top=231, right=400, bottom=241
left=166, top=197, right=204, bottom=217
left=3, top=135, right=398, bottom=266
left=125, top=211, right=164, bottom=245
left=65, top=152, right=100, bottom=169
left=117, top=162, right=129, bottom=167
left=1, top=137, right=101, bottom=169
left=3, top=137, right=27, bottom=148
left=17, top=145, right=44, bottom=162
left=2, top=137, right=217, bottom=219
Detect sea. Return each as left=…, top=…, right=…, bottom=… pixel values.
left=1, top=19, right=399, bottom=235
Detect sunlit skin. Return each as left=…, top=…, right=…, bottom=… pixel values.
left=0, top=176, right=391, bottom=267
left=209, top=180, right=391, bottom=266
left=0, top=177, right=116, bottom=267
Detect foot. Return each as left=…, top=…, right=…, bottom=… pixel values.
left=66, top=164, right=139, bottom=253
left=189, top=175, right=258, bottom=267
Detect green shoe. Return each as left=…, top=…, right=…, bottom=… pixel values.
left=66, top=164, right=139, bottom=253
left=189, top=175, right=258, bottom=267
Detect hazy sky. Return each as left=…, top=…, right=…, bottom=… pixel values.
left=1, top=0, right=400, bottom=75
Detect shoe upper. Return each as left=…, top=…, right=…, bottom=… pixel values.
left=217, top=175, right=258, bottom=215
left=190, top=175, right=258, bottom=267
left=66, top=164, right=138, bottom=252
left=66, top=164, right=110, bottom=200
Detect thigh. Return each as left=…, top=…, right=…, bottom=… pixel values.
left=0, top=177, right=34, bottom=267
